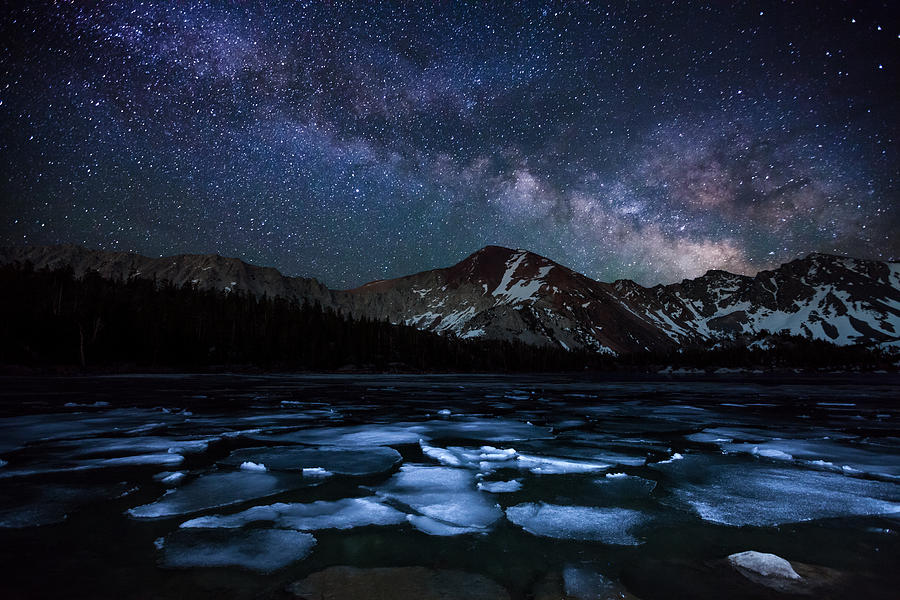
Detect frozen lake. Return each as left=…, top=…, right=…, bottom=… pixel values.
left=0, top=374, right=898, bottom=599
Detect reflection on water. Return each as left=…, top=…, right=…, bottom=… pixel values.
left=0, top=374, right=898, bottom=599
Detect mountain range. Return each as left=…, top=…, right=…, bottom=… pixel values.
left=2, top=244, right=898, bottom=355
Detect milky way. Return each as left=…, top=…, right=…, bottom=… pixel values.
left=1, top=1, right=897, bottom=287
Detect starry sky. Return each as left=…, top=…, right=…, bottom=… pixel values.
left=1, top=1, right=897, bottom=288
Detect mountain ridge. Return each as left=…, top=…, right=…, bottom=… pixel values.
left=2, top=243, right=897, bottom=354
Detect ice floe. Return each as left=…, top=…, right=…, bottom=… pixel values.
left=506, top=503, right=646, bottom=544
left=159, top=528, right=316, bottom=572
left=662, top=458, right=900, bottom=526
left=406, top=514, right=486, bottom=536
left=375, top=465, right=502, bottom=535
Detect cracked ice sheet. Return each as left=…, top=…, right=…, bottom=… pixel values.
left=0, top=409, right=188, bottom=453
left=506, top=503, right=647, bottom=545
left=657, top=456, right=900, bottom=526
left=592, top=474, right=657, bottom=501
left=719, top=439, right=900, bottom=481
left=251, top=424, right=427, bottom=447
left=180, top=497, right=406, bottom=530
left=128, top=471, right=305, bottom=519
left=0, top=434, right=212, bottom=479
left=159, top=528, right=316, bottom=573
left=38, top=435, right=212, bottom=457
left=418, top=418, right=553, bottom=442
left=374, top=465, right=501, bottom=535
left=219, top=446, right=402, bottom=476
left=0, top=482, right=130, bottom=528
left=0, top=452, right=186, bottom=479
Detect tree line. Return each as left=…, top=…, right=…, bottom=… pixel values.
left=0, top=263, right=892, bottom=372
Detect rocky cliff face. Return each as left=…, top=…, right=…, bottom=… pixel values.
left=3, top=244, right=898, bottom=354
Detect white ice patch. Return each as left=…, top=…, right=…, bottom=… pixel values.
left=160, top=528, right=315, bottom=573
left=420, top=442, right=609, bottom=475
left=419, top=442, right=518, bottom=471
left=506, top=503, right=646, bottom=545
left=240, top=461, right=267, bottom=472
left=477, top=479, right=522, bottom=493
left=181, top=497, right=406, bottom=531
left=375, top=465, right=501, bottom=535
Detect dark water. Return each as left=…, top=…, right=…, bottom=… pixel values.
left=0, top=374, right=898, bottom=599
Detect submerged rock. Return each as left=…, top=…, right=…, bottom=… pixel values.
left=288, top=566, right=510, bottom=600
left=533, top=568, right=640, bottom=600
left=727, top=550, right=844, bottom=595
left=728, top=551, right=801, bottom=580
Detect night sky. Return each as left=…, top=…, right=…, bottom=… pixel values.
left=1, top=1, right=897, bottom=288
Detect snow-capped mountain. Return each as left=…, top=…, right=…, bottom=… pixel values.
left=342, top=246, right=900, bottom=353
left=340, top=246, right=674, bottom=354
left=634, top=253, right=900, bottom=348
left=3, top=244, right=898, bottom=354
